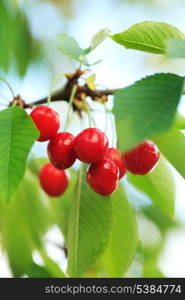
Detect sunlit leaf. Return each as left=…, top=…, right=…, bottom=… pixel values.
left=58, top=29, right=110, bottom=64
left=142, top=205, right=177, bottom=235
left=0, top=107, right=39, bottom=203
left=111, top=21, right=185, bottom=54
left=56, top=169, right=77, bottom=241
left=27, top=252, right=66, bottom=278
left=12, top=12, right=38, bottom=76
left=153, top=128, right=185, bottom=178
left=166, top=39, right=185, bottom=59
left=0, top=2, right=39, bottom=75
left=86, top=74, right=96, bottom=90
left=143, top=263, right=164, bottom=278
left=114, top=73, right=184, bottom=150
left=27, top=263, right=51, bottom=278
left=28, top=157, right=77, bottom=242
left=0, top=170, right=51, bottom=277
left=85, top=28, right=110, bottom=54
left=28, top=157, right=49, bottom=176
left=67, top=165, right=113, bottom=277
left=58, top=34, right=85, bottom=62
left=40, top=250, right=66, bottom=278
left=103, top=184, right=137, bottom=277
left=174, top=112, right=185, bottom=129
left=128, top=156, right=175, bottom=216
left=0, top=2, right=10, bottom=71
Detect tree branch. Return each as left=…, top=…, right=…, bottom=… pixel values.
left=28, top=68, right=116, bottom=109
left=29, top=86, right=115, bottom=106
left=9, top=69, right=116, bottom=112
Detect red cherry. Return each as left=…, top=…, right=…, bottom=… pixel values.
left=86, top=159, right=119, bottom=196
left=122, top=140, right=160, bottom=175
left=30, top=106, right=60, bottom=142
left=47, top=132, right=77, bottom=169
left=74, top=128, right=108, bottom=163
left=39, top=163, right=68, bottom=197
left=103, top=148, right=127, bottom=179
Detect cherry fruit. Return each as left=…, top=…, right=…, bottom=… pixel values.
left=39, top=163, right=68, bottom=197
left=122, top=140, right=160, bottom=175
left=74, top=128, right=108, bottom=163
left=86, top=159, right=119, bottom=196
left=103, top=148, right=127, bottom=179
left=30, top=106, right=60, bottom=142
left=48, top=132, right=77, bottom=169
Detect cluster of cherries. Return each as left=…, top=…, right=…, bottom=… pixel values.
left=30, top=105, right=160, bottom=197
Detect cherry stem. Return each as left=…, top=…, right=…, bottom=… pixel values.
left=47, top=73, right=65, bottom=106
left=77, top=163, right=83, bottom=198
left=86, top=108, right=92, bottom=127
left=83, top=96, right=97, bottom=128
left=64, top=84, right=77, bottom=131
left=110, top=111, right=116, bottom=148
left=91, top=113, right=97, bottom=127
left=103, top=103, right=109, bottom=135
left=84, top=100, right=94, bottom=128
left=104, top=104, right=116, bottom=147
left=0, top=77, right=15, bottom=99
left=74, top=163, right=83, bottom=227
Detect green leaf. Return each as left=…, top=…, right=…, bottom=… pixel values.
left=174, top=112, right=185, bottom=129
left=56, top=169, right=77, bottom=241
left=142, top=205, right=177, bottom=235
left=0, top=3, right=39, bottom=75
left=28, top=157, right=77, bottom=242
left=58, top=29, right=110, bottom=65
left=143, top=263, right=164, bottom=278
left=0, top=107, right=38, bottom=203
left=114, top=73, right=184, bottom=150
left=0, top=2, right=11, bottom=71
left=58, top=34, right=85, bottom=62
left=12, top=12, right=38, bottom=76
left=16, top=170, right=52, bottom=246
left=40, top=250, right=66, bottom=278
left=103, top=184, right=137, bottom=277
left=26, top=263, right=52, bottom=278
left=128, top=156, right=175, bottom=216
left=110, top=21, right=185, bottom=54
left=27, top=250, right=67, bottom=278
left=67, top=165, right=113, bottom=277
left=86, top=74, right=96, bottom=90
left=85, top=28, right=110, bottom=54
left=28, top=157, right=49, bottom=176
left=153, top=128, right=185, bottom=179
left=166, top=39, right=185, bottom=59
left=0, top=170, right=51, bottom=277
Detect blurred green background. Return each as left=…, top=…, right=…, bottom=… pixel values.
left=0, top=0, right=185, bottom=278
